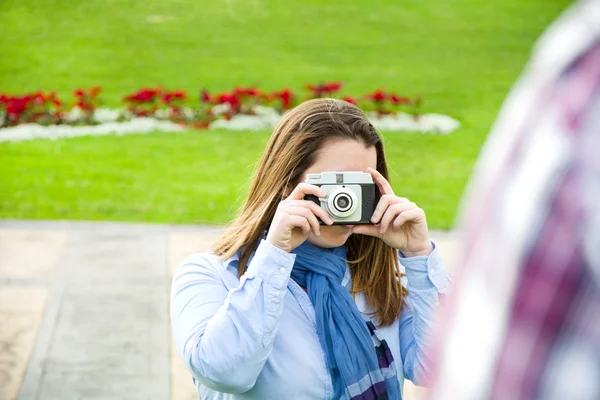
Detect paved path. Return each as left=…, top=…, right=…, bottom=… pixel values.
left=0, top=220, right=460, bottom=400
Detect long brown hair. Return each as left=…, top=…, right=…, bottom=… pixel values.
left=212, top=98, right=406, bottom=326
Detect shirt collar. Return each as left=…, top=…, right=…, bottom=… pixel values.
left=222, top=236, right=352, bottom=287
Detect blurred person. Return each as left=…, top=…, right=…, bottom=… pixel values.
left=429, top=1, right=600, bottom=399
left=170, top=98, right=452, bottom=399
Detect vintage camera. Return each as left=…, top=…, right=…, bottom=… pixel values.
left=304, top=171, right=376, bottom=225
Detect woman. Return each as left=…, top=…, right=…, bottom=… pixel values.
left=170, top=98, right=451, bottom=399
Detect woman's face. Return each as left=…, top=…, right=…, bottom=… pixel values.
left=302, top=138, right=378, bottom=248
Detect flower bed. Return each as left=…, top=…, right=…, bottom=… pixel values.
left=0, top=83, right=460, bottom=142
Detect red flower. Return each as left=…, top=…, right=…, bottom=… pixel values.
left=341, top=96, right=358, bottom=105
left=365, top=89, right=387, bottom=103
left=74, top=89, right=85, bottom=97
left=389, top=94, right=410, bottom=105
left=140, top=90, right=157, bottom=102
left=48, top=92, right=62, bottom=107
left=307, top=81, right=343, bottom=97
left=323, top=81, right=342, bottom=93
left=233, top=87, right=260, bottom=98
left=89, top=86, right=102, bottom=97
left=201, top=90, right=210, bottom=103
left=215, top=92, right=240, bottom=108
left=168, top=107, right=183, bottom=118
left=1, top=91, right=67, bottom=126
left=124, top=88, right=161, bottom=103
left=172, top=90, right=186, bottom=99
left=76, top=100, right=92, bottom=111
left=272, top=89, right=294, bottom=109
left=6, top=96, right=30, bottom=116
left=366, top=90, right=387, bottom=102
left=34, top=91, right=47, bottom=103
left=162, top=90, right=186, bottom=104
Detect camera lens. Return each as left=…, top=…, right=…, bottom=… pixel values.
left=334, top=194, right=352, bottom=212
left=327, top=188, right=358, bottom=218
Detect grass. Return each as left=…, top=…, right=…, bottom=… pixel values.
left=0, top=129, right=479, bottom=228
left=0, top=0, right=571, bottom=229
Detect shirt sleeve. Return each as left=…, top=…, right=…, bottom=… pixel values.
left=170, top=240, right=296, bottom=394
left=398, top=242, right=452, bottom=386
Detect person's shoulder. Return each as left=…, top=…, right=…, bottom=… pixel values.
left=181, top=250, right=222, bottom=266
left=175, top=250, right=237, bottom=277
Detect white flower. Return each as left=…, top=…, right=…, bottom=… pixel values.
left=0, top=118, right=184, bottom=143
left=0, top=107, right=460, bottom=143
left=368, top=112, right=460, bottom=135
left=210, top=114, right=281, bottom=130
left=65, top=106, right=85, bottom=122
left=93, top=108, right=121, bottom=123
left=211, top=103, right=231, bottom=115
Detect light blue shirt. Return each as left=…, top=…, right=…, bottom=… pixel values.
left=170, top=239, right=451, bottom=399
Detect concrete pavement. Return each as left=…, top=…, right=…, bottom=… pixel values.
left=0, top=220, right=459, bottom=400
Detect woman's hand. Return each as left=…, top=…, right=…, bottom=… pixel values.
left=352, top=168, right=433, bottom=257
left=266, top=183, right=334, bottom=253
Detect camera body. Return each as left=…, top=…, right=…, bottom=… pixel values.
left=304, top=171, right=376, bottom=225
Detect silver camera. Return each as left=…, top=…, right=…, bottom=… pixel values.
left=304, top=171, right=376, bottom=225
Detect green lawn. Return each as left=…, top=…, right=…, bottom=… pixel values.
left=0, top=0, right=570, bottom=229
left=0, top=129, right=480, bottom=228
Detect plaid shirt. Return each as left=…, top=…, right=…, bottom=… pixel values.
left=430, top=1, right=600, bottom=399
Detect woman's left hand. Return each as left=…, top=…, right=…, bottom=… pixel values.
left=351, top=168, right=433, bottom=257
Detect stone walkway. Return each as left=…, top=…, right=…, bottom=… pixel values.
left=0, top=220, right=460, bottom=400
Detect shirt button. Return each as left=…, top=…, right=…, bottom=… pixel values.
left=279, top=267, right=286, bottom=274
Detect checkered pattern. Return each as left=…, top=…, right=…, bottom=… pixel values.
left=430, top=2, right=600, bottom=399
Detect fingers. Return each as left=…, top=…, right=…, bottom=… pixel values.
left=287, top=215, right=312, bottom=236
left=391, top=208, right=425, bottom=232
left=287, top=183, right=326, bottom=201
left=278, top=199, right=334, bottom=237
left=285, top=206, right=321, bottom=236
left=351, top=224, right=381, bottom=238
left=268, top=184, right=332, bottom=251
left=287, top=200, right=334, bottom=225
left=378, top=202, right=416, bottom=233
left=367, top=167, right=394, bottom=196
left=371, top=194, right=409, bottom=224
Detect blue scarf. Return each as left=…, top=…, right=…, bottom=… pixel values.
left=291, top=241, right=401, bottom=400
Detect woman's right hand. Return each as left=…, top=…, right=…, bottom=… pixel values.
left=266, top=183, right=334, bottom=253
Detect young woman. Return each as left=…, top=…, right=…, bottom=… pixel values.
left=171, top=98, right=451, bottom=399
